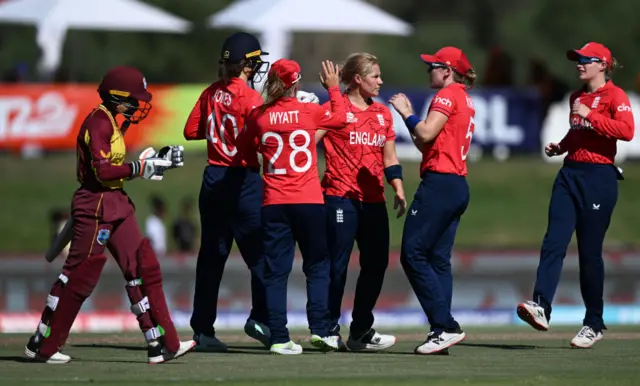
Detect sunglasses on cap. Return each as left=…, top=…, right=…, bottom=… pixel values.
left=576, top=56, right=601, bottom=65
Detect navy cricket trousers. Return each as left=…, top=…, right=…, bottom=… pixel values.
left=190, top=165, right=267, bottom=337
left=533, top=161, right=618, bottom=331
left=401, top=172, right=469, bottom=333
left=262, top=204, right=332, bottom=344
left=325, top=196, right=389, bottom=337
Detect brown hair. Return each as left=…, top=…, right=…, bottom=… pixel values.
left=259, top=72, right=295, bottom=114
left=606, top=57, right=621, bottom=80
left=218, top=60, right=248, bottom=83
left=453, top=68, right=477, bottom=89
left=341, top=53, right=379, bottom=88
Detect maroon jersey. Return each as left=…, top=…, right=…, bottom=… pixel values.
left=238, top=86, right=347, bottom=206
left=183, top=78, right=263, bottom=167
left=421, top=83, right=476, bottom=177
left=561, top=81, right=634, bottom=164
left=75, top=105, right=134, bottom=222
left=321, top=94, right=395, bottom=202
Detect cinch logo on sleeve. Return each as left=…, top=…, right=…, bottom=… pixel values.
left=433, top=96, right=452, bottom=108
left=617, top=103, right=632, bottom=112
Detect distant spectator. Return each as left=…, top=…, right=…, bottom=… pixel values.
left=482, top=46, right=514, bottom=87
left=145, top=195, right=167, bottom=257
left=172, top=196, right=197, bottom=254
left=528, top=58, right=570, bottom=117
left=2, top=63, right=28, bottom=83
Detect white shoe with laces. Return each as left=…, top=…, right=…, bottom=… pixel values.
left=571, top=326, right=603, bottom=348
left=415, top=330, right=466, bottom=355
left=346, top=328, right=396, bottom=352
left=517, top=301, right=550, bottom=331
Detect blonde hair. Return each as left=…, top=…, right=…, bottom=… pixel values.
left=606, top=57, right=621, bottom=80
left=259, top=72, right=295, bottom=114
left=453, top=68, right=477, bottom=89
left=341, top=53, right=379, bottom=88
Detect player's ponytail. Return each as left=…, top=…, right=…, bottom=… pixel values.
left=260, top=72, right=292, bottom=114
left=606, top=57, right=621, bottom=80
left=453, top=68, right=477, bottom=89
left=218, top=59, right=248, bottom=83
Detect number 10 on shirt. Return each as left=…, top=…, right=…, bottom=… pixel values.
left=262, top=130, right=313, bottom=174
left=206, top=112, right=240, bottom=157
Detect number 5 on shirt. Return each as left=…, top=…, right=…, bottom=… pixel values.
left=262, top=130, right=312, bottom=174
left=461, top=116, right=474, bottom=161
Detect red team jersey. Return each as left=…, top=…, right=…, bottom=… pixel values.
left=183, top=78, right=264, bottom=167
left=321, top=94, right=395, bottom=202
left=421, top=83, right=476, bottom=177
left=560, top=81, right=634, bottom=164
left=238, top=86, right=347, bottom=206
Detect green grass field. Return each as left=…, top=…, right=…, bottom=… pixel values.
left=2, top=327, right=640, bottom=385
left=2, top=153, right=640, bottom=253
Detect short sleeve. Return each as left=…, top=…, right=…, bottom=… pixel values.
left=428, top=88, right=456, bottom=117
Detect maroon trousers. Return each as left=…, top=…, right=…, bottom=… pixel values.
left=38, top=188, right=180, bottom=357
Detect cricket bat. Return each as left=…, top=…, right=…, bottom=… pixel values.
left=45, top=217, right=74, bottom=262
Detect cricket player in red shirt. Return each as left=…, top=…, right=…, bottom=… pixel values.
left=517, top=42, right=634, bottom=348
left=390, top=46, right=477, bottom=355
left=237, top=58, right=348, bottom=354
left=24, top=66, right=195, bottom=364
left=183, top=32, right=271, bottom=351
left=316, top=53, right=405, bottom=352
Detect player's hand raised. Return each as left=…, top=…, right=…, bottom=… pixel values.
left=319, top=60, right=340, bottom=89
left=389, top=93, right=414, bottom=118
left=545, top=142, right=563, bottom=157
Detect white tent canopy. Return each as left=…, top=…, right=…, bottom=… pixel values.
left=208, top=0, right=412, bottom=67
left=0, top=0, right=191, bottom=74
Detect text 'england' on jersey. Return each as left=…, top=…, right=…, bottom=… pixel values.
left=183, top=78, right=263, bottom=167
left=562, top=81, right=634, bottom=165
left=421, top=83, right=476, bottom=177
left=321, top=94, right=396, bottom=202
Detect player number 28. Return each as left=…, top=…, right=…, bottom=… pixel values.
left=261, top=130, right=312, bottom=174
left=461, top=116, right=475, bottom=161
left=206, top=112, right=239, bottom=157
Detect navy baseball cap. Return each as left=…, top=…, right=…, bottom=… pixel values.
left=220, top=32, right=268, bottom=64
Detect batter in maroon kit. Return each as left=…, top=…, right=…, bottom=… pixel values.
left=24, top=66, right=196, bottom=364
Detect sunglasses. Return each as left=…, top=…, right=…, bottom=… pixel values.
left=576, top=56, right=601, bottom=65
left=428, top=63, right=449, bottom=72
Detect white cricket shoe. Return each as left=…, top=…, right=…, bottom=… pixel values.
left=517, top=301, right=550, bottom=331
left=148, top=340, right=196, bottom=364
left=194, top=333, right=228, bottom=352
left=270, top=341, right=303, bottom=355
left=310, top=335, right=340, bottom=352
left=415, top=330, right=466, bottom=355
left=33, top=351, right=71, bottom=364
left=346, top=328, right=396, bottom=352
left=571, top=326, right=603, bottom=348
left=244, top=319, right=271, bottom=348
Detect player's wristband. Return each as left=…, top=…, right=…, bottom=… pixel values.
left=384, top=164, right=403, bottom=183
left=404, top=114, right=421, bottom=135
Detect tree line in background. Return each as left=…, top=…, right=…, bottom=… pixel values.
left=1, top=0, right=639, bottom=91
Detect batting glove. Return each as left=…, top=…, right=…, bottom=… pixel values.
left=130, top=147, right=171, bottom=181
left=157, top=145, right=185, bottom=168
left=296, top=90, right=320, bottom=104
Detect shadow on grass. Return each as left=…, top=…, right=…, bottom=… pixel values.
left=0, top=356, right=29, bottom=363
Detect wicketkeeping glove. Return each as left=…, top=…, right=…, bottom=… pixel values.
left=157, top=145, right=185, bottom=168
left=296, top=90, right=320, bottom=104
left=130, top=147, right=172, bottom=181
